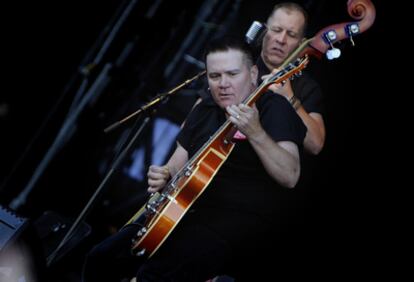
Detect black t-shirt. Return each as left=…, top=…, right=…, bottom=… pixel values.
left=176, top=92, right=306, bottom=245
left=256, top=56, right=324, bottom=115
left=257, top=56, right=324, bottom=203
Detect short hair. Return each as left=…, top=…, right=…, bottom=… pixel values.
left=268, top=2, right=308, bottom=37
left=204, top=37, right=255, bottom=68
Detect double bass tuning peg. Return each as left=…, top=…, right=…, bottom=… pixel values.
left=326, top=47, right=341, bottom=60
left=323, top=22, right=361, bottom=60
left=345, top=22, right=360, bottom=47
left=304, top=1, right=375, bottom=61
left=323, top=30, right=341, bottom=60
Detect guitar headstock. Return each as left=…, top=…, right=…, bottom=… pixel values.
left=264, top=56, right=309, bottom=87
left=244, top=56, right=309, bottom=107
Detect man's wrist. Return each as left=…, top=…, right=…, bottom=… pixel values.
left=289, top=95, right=301, bottom=110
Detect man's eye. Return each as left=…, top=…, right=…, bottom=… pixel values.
left=288, top=31, right=299, bottom=38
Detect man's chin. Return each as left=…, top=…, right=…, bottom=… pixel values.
left=218, top=100, right=233, bottom=109
left=271, top=58, right=285, bottom=67
left=266, top=53, right=285, bottom=66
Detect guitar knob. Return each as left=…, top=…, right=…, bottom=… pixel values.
left=137, top=226, right=147, bottom=237
left=134, top=248, right=146, bottom=257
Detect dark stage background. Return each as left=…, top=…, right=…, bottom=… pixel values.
left=1, top=0, right=384, bottom=281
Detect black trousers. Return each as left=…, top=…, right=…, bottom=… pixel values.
left=82, top=219, right=232, bottom=282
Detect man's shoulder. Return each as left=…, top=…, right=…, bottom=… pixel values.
left=293, top=70, right=322, bottom=89
left=257, top=91, right=291, bottom=110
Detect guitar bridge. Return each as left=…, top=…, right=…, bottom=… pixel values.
left=166, top=194, right=177, bottom=204
left=184, top=165, right=193, bottom=177
left=146, top=203, right=158, bottom=214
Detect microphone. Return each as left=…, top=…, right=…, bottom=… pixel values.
left=245, top=21, right=266, bottom=45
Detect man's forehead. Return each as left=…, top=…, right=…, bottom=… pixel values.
left=268, top=8, right=304, bottom=29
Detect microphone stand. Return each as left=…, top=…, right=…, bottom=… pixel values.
left=8, top=0, right=140, bottom=210
left=46, top=70, right=205, bottom=266
left=104, top=70, right=206, bottom=133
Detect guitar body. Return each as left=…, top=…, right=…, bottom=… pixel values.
left=130, top=127, right=235, bottom=258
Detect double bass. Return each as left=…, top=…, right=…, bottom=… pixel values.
left=126, top=0, right=376, bottom=258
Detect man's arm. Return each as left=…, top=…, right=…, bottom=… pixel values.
left=227, top=104, right=300, bottom=188
left=147, top=143, right=188, bottom=193
left=296, top=109, right=325, bottom=154
left=264, top=74, right=326, bottom=155
left=249, top=133, right=300, bottom=188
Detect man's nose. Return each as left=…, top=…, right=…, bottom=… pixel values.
left=276, top=30, right=287, bottom=44
left=219, top=76, right=230, bottom=87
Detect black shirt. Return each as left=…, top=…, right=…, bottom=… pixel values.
left=176, top=92, right=306, bottom=246
left=256, top=56, right=324, bottom=114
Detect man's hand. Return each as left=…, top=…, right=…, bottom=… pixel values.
left=226, top=104, right=265, bottom=140
left=147, top=165, right=170, bottom=193
left=262, top=69, right=294, bottom=100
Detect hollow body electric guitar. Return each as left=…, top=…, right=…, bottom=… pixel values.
left=125, top=57, right=309, bottom=258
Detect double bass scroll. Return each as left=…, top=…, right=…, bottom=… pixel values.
left=283, top=0, right=376, bottom=65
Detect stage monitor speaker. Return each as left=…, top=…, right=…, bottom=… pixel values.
left=0, top=204, right=28, bottom=251
left=1, top=206, right=91, bottom=281
left=0, top=204, right=43, bottom=282
left=33, top=210, right=91, bottom=266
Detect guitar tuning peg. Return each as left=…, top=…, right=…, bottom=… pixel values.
left=290, top=71, right=302, bottom=80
